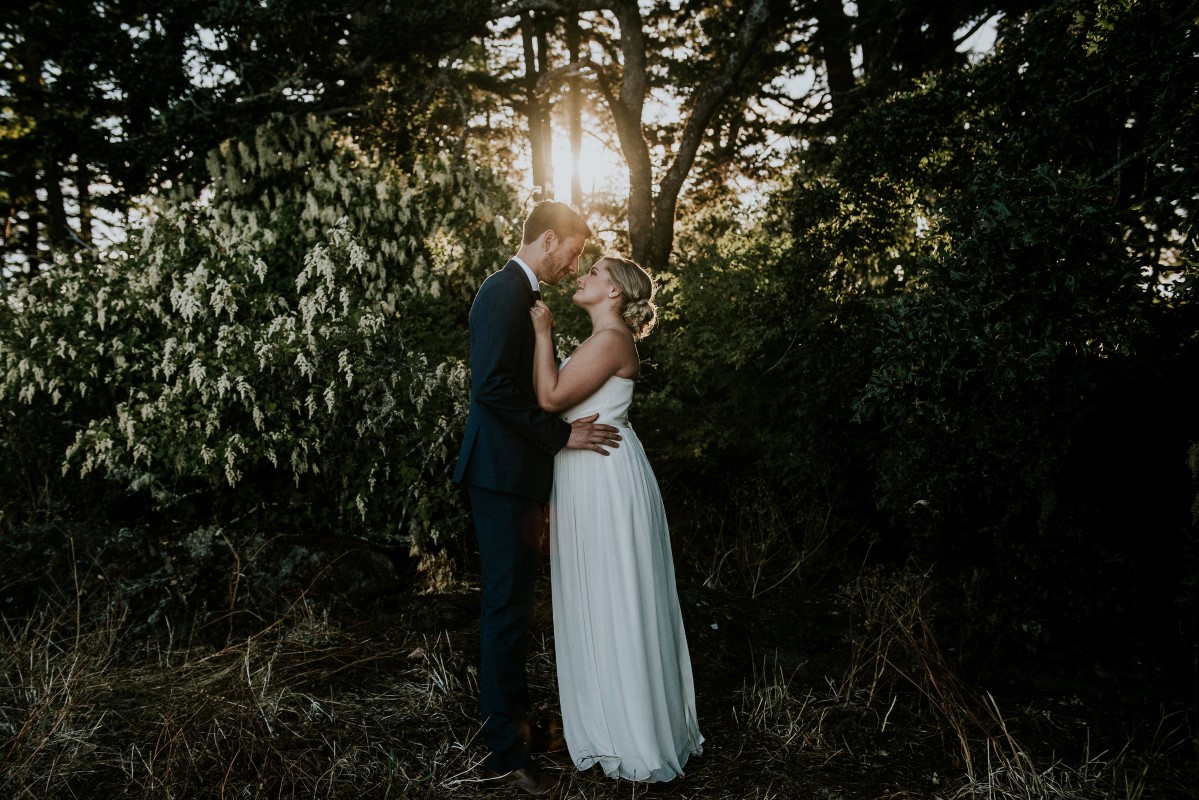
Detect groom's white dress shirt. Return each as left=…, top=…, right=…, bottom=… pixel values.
left=512, top=256, right=540, bottom=293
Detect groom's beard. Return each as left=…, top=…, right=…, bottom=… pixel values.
left=543, top=251, right=571, bottom=285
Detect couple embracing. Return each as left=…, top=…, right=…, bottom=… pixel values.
left=452, top=201, right=703, bottom=794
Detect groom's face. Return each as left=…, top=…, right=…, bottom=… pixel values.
left=542, top=233, right=587, bottom=286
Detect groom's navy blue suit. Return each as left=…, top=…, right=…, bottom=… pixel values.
left=453, top=261, right=571, bottom=773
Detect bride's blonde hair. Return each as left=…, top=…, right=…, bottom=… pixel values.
left=602, top=256, right=657, bottom=341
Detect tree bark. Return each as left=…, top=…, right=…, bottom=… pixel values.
left=20, top=20, right=46, bottom=271
left=42, top=156, right=68, bottom=257
left=565, top=13, right=584, bottom=210
left=812, top=0, right=857, bottom=119
left=536, top=17, right=555, bottom=195
left=521, top=12, right=553, bottom=199
left=648, top=0, right=772, bottom=268
left=606, top=0, right=654, bottom=266
left=76, top=162, right=93, bottom=245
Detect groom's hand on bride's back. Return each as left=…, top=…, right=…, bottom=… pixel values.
left=566, top=413, right=621, bottom=455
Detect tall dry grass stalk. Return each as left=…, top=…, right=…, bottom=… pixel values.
left=691, top=479, right=835, bottom=598
left=839, top=568, right=1186, bottom=800
left=733, top=651, right=852, bottom=762
left=840, top=568, right=988, bottom=775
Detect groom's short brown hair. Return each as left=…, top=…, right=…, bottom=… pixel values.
left=522, top=200, right=592, bottom=244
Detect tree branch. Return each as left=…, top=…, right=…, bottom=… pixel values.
left=663, top=0, right=772, bottom=192
left=953, top=13, right=1001, bottom=48
left=533, top=61, right=592, bottom=97
left=459, top=70, right=528, bottom=108
left=651, top=0, right=773, bottom=263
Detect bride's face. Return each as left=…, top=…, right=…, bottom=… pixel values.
left=573, top=259, right=619, bottom=308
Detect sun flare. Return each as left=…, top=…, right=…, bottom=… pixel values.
left=550, top=130, right=627, bottom=201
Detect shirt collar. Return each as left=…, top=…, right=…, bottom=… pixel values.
left=512, top=256, right=540, bottom=292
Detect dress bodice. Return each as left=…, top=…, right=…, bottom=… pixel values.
left=558, top=358, right=635, bottom=428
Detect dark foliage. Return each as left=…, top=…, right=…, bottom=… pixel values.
left=0, top=0, right=491, bottom=273
left=771, top=0, right=1198, bottom=666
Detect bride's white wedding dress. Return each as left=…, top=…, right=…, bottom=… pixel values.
left=549, top=361, right=703, bottom=782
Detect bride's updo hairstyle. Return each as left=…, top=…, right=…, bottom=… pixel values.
left=603, top=256, right=657, bottom=341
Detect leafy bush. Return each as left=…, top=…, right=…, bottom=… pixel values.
left=775, top=0, right=1198, bottom=648
left=0, top=114, right=520, bottom=554
left=607, top=193, right=874, bottom=585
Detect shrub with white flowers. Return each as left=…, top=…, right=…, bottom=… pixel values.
left=0, top=114, right=519, bottom=554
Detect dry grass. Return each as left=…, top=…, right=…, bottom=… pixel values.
left=836, top=568, right=1192, bottom=800
left=0, top=592, right=504, bottom=799
left=0, top=536, right=1191, bottom=799
left=684, top=479, right=838, bottom=599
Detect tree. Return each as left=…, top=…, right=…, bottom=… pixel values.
left=460, top=2, right=1038, bottom=269
left=0, top=0, right=491, bottom=280
left=456, top=0, right=803, bottom=269
left=1, top=0, right=208, bottom=276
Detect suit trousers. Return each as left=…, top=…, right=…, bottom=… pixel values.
left=466, top=485, right=543, bottom=772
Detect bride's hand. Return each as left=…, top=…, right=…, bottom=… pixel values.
left=530, top=300, right=555, bottom=335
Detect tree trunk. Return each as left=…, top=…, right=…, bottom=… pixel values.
left=22, top=205, right=40, bottom=275
left=521, top=12, right=553, bottom=199
left=20, top=23, right=46, bottom=272
left=76, top=162, right=93, bottom=245
left=566, top=13, right=584, bottom=210
left=812, top=0, right=857, bottom=119
left=606, top=0, right=654, bottom=266
left=646, top=0, right=772, bottom=269
left=42, top=155, right=67, bottom=257
left=536, top=17, right=555, bottom=196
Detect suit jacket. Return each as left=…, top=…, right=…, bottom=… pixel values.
left=452, top=261, right=572, bottom=502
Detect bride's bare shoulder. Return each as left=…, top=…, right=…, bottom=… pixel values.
left=590, top=326, right=639, bottom=379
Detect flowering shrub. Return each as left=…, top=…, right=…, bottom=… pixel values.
left=0, top=115, right=519, bottom=553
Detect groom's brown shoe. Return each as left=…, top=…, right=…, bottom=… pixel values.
left=524, top=718, right=568, bottom=755
left=480, top=764, right=559, bottom=795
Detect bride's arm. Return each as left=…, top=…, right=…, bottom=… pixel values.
left=531, top=307, right=555, bottom=402
left=531, top=303, right=631, bottom=413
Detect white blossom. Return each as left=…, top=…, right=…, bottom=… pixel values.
left=210, top=277, right=238, bottom=320
left=295, top=352, right=312, bottom=379
left=324, top=383, right=336, bottom=414
left=188, top=359, right=207, bottom=389
left=160, top=338, right=178, bottom=378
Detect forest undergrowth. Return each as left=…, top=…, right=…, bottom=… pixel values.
left=0, top=514, right=1191, bottom=800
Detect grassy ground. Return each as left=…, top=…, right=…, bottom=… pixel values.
left=0, top=520, right=1192, bottom=799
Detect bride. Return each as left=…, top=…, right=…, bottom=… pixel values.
left=530, top=255, right=703, bottom=782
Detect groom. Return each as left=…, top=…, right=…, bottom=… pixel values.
left=453, top=200, right=621, bottom=795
